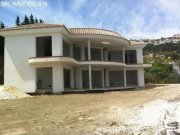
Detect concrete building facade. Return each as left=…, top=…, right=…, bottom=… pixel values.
left=0, top=24, right=151, bottom=93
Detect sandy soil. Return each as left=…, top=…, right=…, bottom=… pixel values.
left=0, top=84, right=180, bottom=135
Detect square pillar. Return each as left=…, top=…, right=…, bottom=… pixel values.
left=70, top=67, right=74, bottom=89
left=105, top=69, right=109, bottom=87
left=136, top=48, right=143, bottom=64
left=138, top=68, right=145, bottom=87
left=101, top=48, right=104, bottom=61
left=52, top=34, right=63, bottom=56
left=75, top=67, right=82, bottom=89
left=70, top=45, right=73, bottom=57
left=88, top=39, right=91, bottom=60
left=87, top=39, right=92, bottom=90
left=53, top=65, right=64, bottom=92
left=102, top=69, right=105, bottom=88
left=88, top=65, right=92, bottom=90
left=104, top=49, right=108, bottom=61
left=123, top=67, right=127, bottom=87
left=81, top=46, right=85, bottom=60
left=122, top=46, right=125, bottom=63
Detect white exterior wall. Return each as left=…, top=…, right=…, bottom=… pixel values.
left=53, top=64, right=64, bottom=92
left=4, top=35, right=36, bottom=92
left=52, top=33, right=63, bottom=56
left=3, top=30, right=146, bottom=92
left=138, top=68, right=145, bottom=87
left=75, top=67, right=82, bottom=89
left=4, top=33, right=65, bottom=93
left=33, top=63, right=65, bottom=92
left=136, top=48, right=143, bottom=63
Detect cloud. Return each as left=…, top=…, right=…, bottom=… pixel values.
left=121, top=0, right=180, bottom=39
left=1, top=0, right=180, bottom=39
left=73, top=0, right=87, bottom=9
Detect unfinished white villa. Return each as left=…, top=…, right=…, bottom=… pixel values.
left=0, top=24, right=151, bottom=93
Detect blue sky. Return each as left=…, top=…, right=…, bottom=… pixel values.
left=0, top=0, right=180, bottom=39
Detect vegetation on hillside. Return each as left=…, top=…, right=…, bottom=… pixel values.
left=144, top=42, right=180, bottom=53
left=144, top=42, right=180, bottom=84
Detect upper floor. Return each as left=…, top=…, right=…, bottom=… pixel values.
left=0, top=23, right=146, bottom=66
left=35, top=35, right=143, bottom=64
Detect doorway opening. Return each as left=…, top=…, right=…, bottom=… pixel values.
left=36, top=36, right=52, bottom=57
left=36, top=67, right=53, bottom=91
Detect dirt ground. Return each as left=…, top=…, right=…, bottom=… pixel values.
left=0, top=84, right=180, bottom=135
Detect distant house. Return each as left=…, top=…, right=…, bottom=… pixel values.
left=0, top=24, right=151, bottom=93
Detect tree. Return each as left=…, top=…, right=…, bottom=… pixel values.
left=22, top=15, right=29, bottom=25
left=15, top=14, right=44, bottom=25
left=0, top=22, right=5, bottom=28
left=170, top=52, right=179, bottom=61
left=39, top=19, right=44, bottom=23
left=15, top=16, right=20, bottom=26
left=145, top=62, right=172, bottom=84
left=29, top=14, right=34, bottom=24
left=35, top=18, right=38, bottom=23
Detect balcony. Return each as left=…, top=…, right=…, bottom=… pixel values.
left=28, top=56, right=151, bottom=68
left=32, top=36, right=150, bottom=68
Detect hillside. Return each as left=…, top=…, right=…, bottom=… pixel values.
left=143, top=42, right=180, bottom=84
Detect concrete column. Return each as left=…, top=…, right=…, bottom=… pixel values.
left=88, top=39, right=91, bottom=60
left=81, top=46, right=85, bottom=60
left=70, top=45, right=73, bottom=57
left=101, top=48, right=104, bottom=61
left=87, top=39, right=92, bottom=90
left=138, top=68, right=145, bottom=87
left=73, top=68, right=76, bottom=89
left=123, top=67, right=127, bottom=87
left=136, top=48, right=143, bottom=64
left=75, top=68, right=82, bottom=89
left=122, top=46, right=125, bottom=63
left=52, top=34, right=63, bottom=56
left=70, top=67, right=74, bottom=89
left=88, top=65, right=92, bottom=90
left=105, top=69, right=109, bottom=87
left=53, top=65, right=64, bottom=92
left=104, top=49, right=108, bottom=61
left=102, top=69, right=105, bottom=88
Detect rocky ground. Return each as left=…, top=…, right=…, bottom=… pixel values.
left=0, top=84, right=180, bottom=135
left=95, top=99, right=180, bottom=135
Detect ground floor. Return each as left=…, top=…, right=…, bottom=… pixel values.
left=34, top=64, right=144, bottom=93
left=0, top=84, right=180, bottom=135
left=4, top=59, right=145, bottom=93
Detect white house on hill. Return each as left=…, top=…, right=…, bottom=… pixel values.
left=0, top=24, right=151, bottom=93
